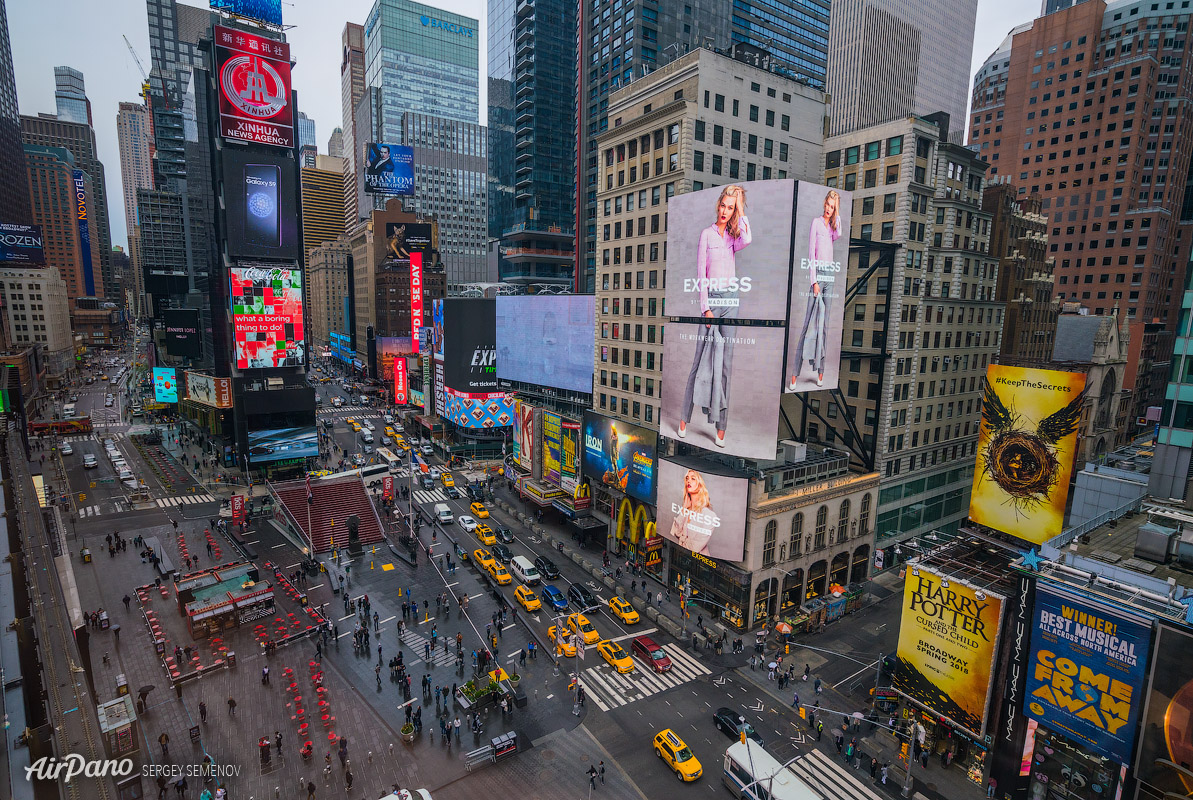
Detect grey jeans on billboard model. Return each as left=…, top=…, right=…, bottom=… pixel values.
left=794, top=285, right=832, bottom=375
left=681, top=291, right=738, bottom=433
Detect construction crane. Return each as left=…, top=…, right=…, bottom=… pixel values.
left=122, top=35, right=155, bottom=103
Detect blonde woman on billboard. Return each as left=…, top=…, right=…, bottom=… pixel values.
left=669, top=469, right=721, bottom=555
left=678, top=185, right=751, bottom=448
left=790, top=189, right=842, bottom=390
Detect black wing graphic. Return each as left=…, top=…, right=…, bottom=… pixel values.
left=981, top=379, right=1016, bottom=435
left=1036, top=390, right=1085, bottom=445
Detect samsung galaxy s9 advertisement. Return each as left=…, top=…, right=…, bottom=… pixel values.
left=222, top=148, right=299, bottom=260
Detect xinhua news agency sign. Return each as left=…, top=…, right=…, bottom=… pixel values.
left=420, top=15, right=474, bottom=36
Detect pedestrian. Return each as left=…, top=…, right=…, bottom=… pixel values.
left=814, top=677, right=822, bottom=694
left=816, top=720, right=823, bottom=740
left=881, top=764, right=889, bottom=785
left=656, top=591, right=662, bottom=606
left=587, top=765, right=598, bottom=789
left=275, top=731, right=283, bottom=753
left=226, top=697, right=236, bottom=716
left=599, top=760, right=606, bottom=784
left=792, top=691, right=799, bottom=708
left=174, top=776, right=187, bottom=798
left=920, top=749, right=929, bottom=769
left=454, top=716, right=461, bottom=742
left=345, top=770, right=353, bottom=790
left=123, top=594, right=131, bottom=610
left=159, top=731, right=170, bottom=757
left=198, top=701, right=207, bottom=723
left=306, top=781, right=316, bottom=800
left=870, top=757, right=879, bottom=780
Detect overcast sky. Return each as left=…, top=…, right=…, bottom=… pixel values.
left=7, top=0, right=1039, bottom=250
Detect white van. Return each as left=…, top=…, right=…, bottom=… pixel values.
left=118, top=469, right=137, bottom=487
left=510, top=556, right=541, bottom=586
left=361, top=431, right=374, bottom=444
left=434, top=503, right=454, bottom=524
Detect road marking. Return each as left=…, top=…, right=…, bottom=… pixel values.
left=284, top=562, right=302, bottom=570
left=271, top=543, right=288, bottom=549
left=339, top=614, right=354, bottom=622
left=606, top=626, right=656, bottom=644
left=307, top=583, right=325, bottom=591
left=243, top=539, right=260, bottom=545
left=835, top=659, right=879, bottom=689
left=380, top=615, right=396, bottom=624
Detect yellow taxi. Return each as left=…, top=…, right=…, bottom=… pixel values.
left=566, top=613, right=601, bottom=645
left=345, top=417, right=356, bottom=425
left=470, top=502, right=489, bottom=518
left=476, top=524, right=497, bottom=546
left=514, top=585, right=541, bottom=611
left=395, top=441, right=411, bottom=453
left=351, top=422, right=362, bottom=433
left=473, top=548, right=495, bottom=570
left=385, top=426, right=396, bottom=438
left=654, top=729, right=702, bottom=781
left=608, top=596, right=640, bottom=624
left=597, top=639, right=634, bottom=673
left=486, top=560, right=512, bottom=585
left=547, top=625, right=576, bottom=657
left=441, top=472, right=455, bottom=487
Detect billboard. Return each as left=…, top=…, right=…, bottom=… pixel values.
left=230, top=266, right=305, bottom=369
left=496, top=295, right=595, bottom=393
left=393, top=356, right=408, bottom=404
left=542, top=411, right=562, bottom=485
left=0, top=222, right=44, bottom=264
left=153, top=368, right=178, bottom=403
left=969, top=365, right=1087, bottom=544
left=384, top=223, right=433, bottom=261
left=376, top=336, right=414, bottom=381
left=582, top=413, right=657, bottom=504
left=560, top=419, right=581, bottom=494
left=1134, top=623, right=1193, bottom=795
left=410, top=252, right=423, bottom=354
left=246, top=427, right=318, bottom=464
left=432, top=299, right=445, bottom=360
left=1024, top=586, right=1152, bottom=765
left=210, top=0, right=283, bottom=26
left=163, top=309, right=202, bottom=358
left=185, top=372, right=233, bottom=408
left=214, top=25, right=293, bottom=148
left=364, top=143, right=414, bottom=195
left=784, top=182, right=849, bottom=394
left=222, top=148, right=300, bottom=260
left=893, top=566, right=1006, bottom=737
left=513, top=400, right=534, bottom=471
left=442, top=389, right=514, bottom=429
left=72, top=171, right=97, bottom=296
left=655, top=458, right=749, bottom=561
left=659, top=323, right=784, bottom=459
left=442, top=299, right=496, bottom=392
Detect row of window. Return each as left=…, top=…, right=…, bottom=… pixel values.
left=759, top=497, right=873, bottom=566
left=596, top=391, right=655, bottom=422
left=701, top=90, right=791, bottom=131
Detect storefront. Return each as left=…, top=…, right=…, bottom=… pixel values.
left=670, top=548, right=749, bottom=631
left=1020, top=723, right=1125, bottom=800
left=610, top=496, right=661, bottom=578
left=517, top=476, right=565, bottom=507
left=906, top=708, right=989, bottom=788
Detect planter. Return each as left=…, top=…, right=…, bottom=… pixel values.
left=400, top=724, right=415, bottom=744
left=508, top=675, right=520, bottom=688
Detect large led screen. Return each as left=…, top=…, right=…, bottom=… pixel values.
left=0, top=222, right=44, bottom=264
left=542, top=411, right=562, bottom=485
left=432, top=299, right=445, bottom=360
left=385, top=223, right=433, bottom=261
left=1134, top=623, right=1193, bottom=795
left=186, top=372, right=233, bottom=408
left=153, top=368, right=178, bottom=403
left=230, top=266, right=305, bottom=370
left=214, top=25, right=293, bottom=148
left=163, top=309, right=202, bottom=358
left=246, top=427, right=318, bottom=464
left=784, top=181, right=850, bottom=394
left=1024, top=586, right=1152, bottom=765
left=655, top=458, right=749, bottom=561
left=513, top=400, right=535, bottom=471
left=441, top=299, right=496, bottom=392
left=582, top=413, right=656, bottom=504
left=442, top=389, right=514, bottom=429
left=659, top=323, right=784, bottom=460
left=222, top=147, right=300, bottom=260
left=893, top=566, right=1005, bottom=738
left=496, top=295, right=595, bottom=394
left=969, top=365, right=1087, bottom=543
left=364, top=143, right=414, bottom=195
left=210, top=0, right=283, bottom=26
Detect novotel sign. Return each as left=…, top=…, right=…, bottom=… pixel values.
left=420, top=16, right=474, bottom=36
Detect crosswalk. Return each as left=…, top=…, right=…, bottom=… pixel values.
left=76, top=493, right=217, bottom=518
left=576, top=643, right=711, bottom=713
left=412, top=488, right=448, bottom=506
left=316, top=405, right=378, bottom=416
left=78, top=499, right=128, bottom=517
left=154, top=494, right=216, bottom=507
left=61, top=432, right=126, bottom=443
left=398, top=626, right=458, bottom=667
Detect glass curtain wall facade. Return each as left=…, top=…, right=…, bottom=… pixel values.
left=0, top=0, right=31, bottom=225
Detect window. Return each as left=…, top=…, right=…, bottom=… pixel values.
left=865, top=141, right=881, bottom=160
left=693, top=150, right=704, bottom=171
left=694, top=120, right=705, bottom=141
left=845, top=146, right=860, bottom=165
left=781, top=114, right=790, bottom=131
left=814, top=506, right=827, bottom=550
left=762, top=520, right=777, bottom=566
left=714, top=94, right=725, bottom=112
left=749, top=104, right=759, bottom=122
left=887, top=135, right=904, bottom=156
left=837, top=500, right=850, bottom=543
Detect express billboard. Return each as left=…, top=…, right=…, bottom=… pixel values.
left=659, top=323, right=784, bottom=459
left=1134, top=623, right=1193, bottom=795
left=163, top=309, right=202, bottom=358
left=969, top=365, right=1087, bottom=544
left=655, top=458, right=749, bottom=561
left=0, top=222, right=44, bottom=264
left=441, top=389, right=514, bottom=429
left=364, top=143, right=414, bottom=195
left=442, top=299, right=496, bottom=392
left=582, top=413, right=656, bottom=504
left=214, top=25, right=293, bottom=148
left=246, top=427, right=318, bottom=464
left=153, top=368, right=178, bottom=403
left=222, top=148, right=300, bottom=260
left=784, top=182, right=849, bottom=394
left=185, top=372, right=233, bottom=408
left=513, top=400, right=534, bottom=471
left=230, top=266, right=305, bottom=370
left=210, top=0, right=283, bottom=26
left=1024, top=586, right=1152, bottom=765
left=542, top=411, right=562, bottom=485
left=893, top=566, right=1006, bottom=738
left=496, top=295, right=594, bottom=394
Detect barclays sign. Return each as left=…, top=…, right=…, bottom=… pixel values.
left=420, top=16, right=474, bottom=37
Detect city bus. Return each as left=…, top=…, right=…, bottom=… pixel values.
left=723, top=740, right=885, bottom=800
left=376, top=447, right=402, bottom=473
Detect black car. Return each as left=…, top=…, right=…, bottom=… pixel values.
left=445, top=486, right=461, bottom=499
left=534, top=556, right=561, bottom=580
left=713, top=707, right=764, bottom=746
left=495, top=525, right=515, bottom=544
left=567, top=583, right=597, bottom=612
left=467, top=483, right=485, bottom=501
left=491, top=544, right=513, bottom=564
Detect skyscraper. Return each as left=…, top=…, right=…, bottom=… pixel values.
left=23, top=144, right=101, bottom=304
left=298, top=111, right=317, bottom=149
left=53, top=66, right=90, bottom=125
left=487, top=0, right=576, bottom=285
left=301, top=156, right=346, bottom=271
left=327, top=126, right=343, bottom=158
left=574, top=0, right=831, bottom=291
left=116, top=101, right=153, bottom=316
left=0, top=0, right=30, bottom=225
left=340, top=22, right=366, bottom=229
left=825, top=0, right=978, bottom=140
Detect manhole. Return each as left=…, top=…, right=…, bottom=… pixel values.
left=540, top=749, right=556, bottom=762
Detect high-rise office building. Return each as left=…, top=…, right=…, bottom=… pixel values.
left=487, top=0, right=576, bottom=285
left=825, top=0, right=978, bottom=140
left=117, top=101, right=153, bottom=315
left=818, top=114, right=1001, bottom=568
left=301, top=156, right=347, bottom=271
left=328, top=126, right=343, bottom=158
left=575, top=0, right=831, bottom=291
left=53, top=66, right=90, bottom=126
left=22, top=99, right=116, bottom=301
left=308, top=239, right=352, bottom=355
left=0, top=266, right=73, bottom=378
left=340, top=23, right=366, bottom=230
left=298, top=111, right=317, bottom=149
left=24, top=144, right=101, bottom=304
left=0, top=0, right=30, bottom=225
